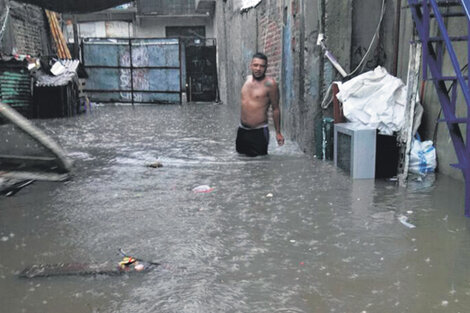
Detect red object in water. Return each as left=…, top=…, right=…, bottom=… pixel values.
left=192, top=185, right=214, bottom=193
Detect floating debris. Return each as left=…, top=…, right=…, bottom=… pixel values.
left=1, top=180, right=34, bottom=197
left=192, top=185, right=214, bottom=193
left=146, top=161, right=163, bottom=168
left=398, top=215, right=416, bottom=228
left=19, top=251, right=160, bottom=278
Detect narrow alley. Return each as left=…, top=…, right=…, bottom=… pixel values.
left=2, top=0, right=470, bottom=312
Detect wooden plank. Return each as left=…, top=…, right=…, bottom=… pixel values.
left=0, top=155, right=57, bottom=161
left=19, top=261, right=158, bottom=278
left=0, top=171, right=69, bottom=181
left=0, top=179, right=34, bottom=196
left=398, top=41, right=422, bottom=186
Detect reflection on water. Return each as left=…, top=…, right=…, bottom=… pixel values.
left=1, top=104, right=469, bottom=313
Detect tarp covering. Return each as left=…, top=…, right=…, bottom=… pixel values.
left=241, top=0, right=262, bottom=12
left=13, top=0, right=132, bottom=13
left=336, top=66, right=406, bottom=135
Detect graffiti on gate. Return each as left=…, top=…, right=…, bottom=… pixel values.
left=119, top=47, right=150, bottom=102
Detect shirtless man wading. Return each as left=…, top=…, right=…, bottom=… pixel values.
left=236, top=53, right=285, bottom=156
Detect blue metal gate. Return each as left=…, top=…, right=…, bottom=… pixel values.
left=82, top=38, right=182, bottom=104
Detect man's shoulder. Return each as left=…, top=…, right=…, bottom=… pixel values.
left=263, top=76, right=277, bottom=88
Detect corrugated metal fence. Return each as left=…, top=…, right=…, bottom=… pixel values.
left=0, top=60, right=32, bottom=117
left=82, top=37, right=182, bottom=104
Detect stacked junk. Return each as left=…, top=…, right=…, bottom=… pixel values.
left=0, top=3, right=78, bottom=194
left=316, top=31, right=435, bottom=183
left=318, top=63, right=435, bottom=183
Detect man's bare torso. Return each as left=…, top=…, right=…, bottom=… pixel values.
left=240, top=75, right=274, bottom=128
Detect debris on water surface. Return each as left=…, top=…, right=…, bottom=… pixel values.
left=146, top=161, right=163, bottom=168
left=398, top=215, right=416, bottom=228
left=192, top=185, right=214, bottom=193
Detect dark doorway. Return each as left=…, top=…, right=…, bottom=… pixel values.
left=185, top=44, right=217, bottom=102
left=165, top=26, right=218, bottom=102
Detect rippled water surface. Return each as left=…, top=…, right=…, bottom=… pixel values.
left=1, top=104, right=470, bottom=313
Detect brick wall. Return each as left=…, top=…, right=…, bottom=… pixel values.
left=257, top=0, right=282, bottom=82
left=5, top=1, right=51, bottom=56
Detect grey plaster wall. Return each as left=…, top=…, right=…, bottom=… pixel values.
left=214, top=0, right=228, bottom=105
left=325, top=0, right=352, bottom=74
left=279, top=0, right=322, bottom=155
left=214, top=0, right=257, bottom=112
left=296, top=0, right=322, bottom=155
left=351, top=0, right=396, bottom=74
left=135, top=16, right=214, bottom=38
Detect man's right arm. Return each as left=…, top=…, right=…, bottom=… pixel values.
left=269, top=80, right=284, bottom=146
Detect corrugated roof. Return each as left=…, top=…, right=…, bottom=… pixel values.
left=34, top=59, right=79, bottom=87
left=0, top=61, right=32, bottom=116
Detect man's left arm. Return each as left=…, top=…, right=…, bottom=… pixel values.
left=269, top=80, right=285, bottom=146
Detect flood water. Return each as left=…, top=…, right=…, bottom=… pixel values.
left=1, top=103, right=470, bottom=313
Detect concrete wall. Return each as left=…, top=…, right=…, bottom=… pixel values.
left=350, top=0, right=398, bottom=75
left=135, top=16, right=214, bottom=38
left=74, top=17, right=214, bottom=39
left=213, top=0, right=229, bottom=106
left=214, top=0, right=257, bottom=113
left=298, top=0, right=322, bottom=154
left=76, top=22, right=108, bottom=38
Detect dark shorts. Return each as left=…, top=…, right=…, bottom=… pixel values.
left=236, top=126, right=269, bottom=157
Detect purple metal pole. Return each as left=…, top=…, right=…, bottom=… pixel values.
left=466, top=175, right=470, bottom=217
left=423, top=0, right=430, bottom=80
left=460, top=0, right=470, bottom=19
left=430, top=0, right=470, bottom=107
left=409, top=0, right=470, bottom=216
left=467, top=19, right=470, bottom=158
left=466, top=15, right=470, bottom=218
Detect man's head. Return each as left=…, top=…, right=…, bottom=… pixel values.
left=251, top=52, right=268, bottom=80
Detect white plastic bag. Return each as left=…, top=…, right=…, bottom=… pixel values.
left=409, top=136, right=436, bottom=176
left=336, top=66, right=406, bottom=135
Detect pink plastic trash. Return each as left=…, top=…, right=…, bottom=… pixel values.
left=192, top=185, right=214, bottom=193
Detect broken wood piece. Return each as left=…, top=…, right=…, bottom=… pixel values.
left=146, top=161, right=163, bottom=168
left=19, top=261, right=159, bottom=278
left=0, top=179, right=34, bottom=196
left=0, top=171, right=69, bottom=182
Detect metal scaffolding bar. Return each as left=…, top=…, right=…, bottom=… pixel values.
left=408, top=0, right=470, bottom=216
